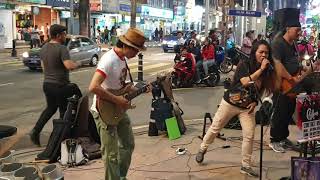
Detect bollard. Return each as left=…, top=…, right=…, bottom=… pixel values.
left=11, top=39, right=17, bottom=57
left=138, top=53, right=143, bottom=81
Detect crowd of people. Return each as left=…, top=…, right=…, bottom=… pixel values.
left=17, top=23, right=50, bottom=49
left=28, top=18, right=320, bottom=179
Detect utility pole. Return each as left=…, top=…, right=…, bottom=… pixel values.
left=70, top=0, right=74, bottom=34
left=204, top=0, right=209, bottom=36
left=131, top=0, right=137, bottom=28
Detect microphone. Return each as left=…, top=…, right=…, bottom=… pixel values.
left=266, top=63, right=274, bottom=71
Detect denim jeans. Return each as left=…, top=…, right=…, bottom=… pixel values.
left=202, top=60, right=215, bottom=75
left=200, top=99, right=256, bottom=167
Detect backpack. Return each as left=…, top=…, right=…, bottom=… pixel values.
left=59, top=139, right=88, bottom=166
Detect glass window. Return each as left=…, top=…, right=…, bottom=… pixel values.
left=80, top=37, right=94, bottom=47
left=69, top=39, right=81, bottom=49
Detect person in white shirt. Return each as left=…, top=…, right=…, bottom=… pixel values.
left=174, top=31, right=185, bottom=53
left=88, top=28, right=150, bottom=180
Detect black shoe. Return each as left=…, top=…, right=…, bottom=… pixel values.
left=195, top=150, right=206, bottom=163
left=30, top=130, right=40, bottom=146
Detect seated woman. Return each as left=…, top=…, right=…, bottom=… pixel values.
left=201, top=37, right=215, bottom=77
left=195, top=40, right=281, bottom=177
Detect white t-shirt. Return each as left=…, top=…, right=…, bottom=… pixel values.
left=177, top=37, right=185, bottom=45
left=91, top=48, right=128, bottom=112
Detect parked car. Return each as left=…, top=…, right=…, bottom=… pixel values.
left=162, top=34, right=178, bottom=53
left=22, top=35, right=101, bottom=70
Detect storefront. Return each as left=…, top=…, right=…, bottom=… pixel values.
left=90, top=13, right=120, bottom=38
left=47, top=0, right=80, bottom=35
left=119, top=1, right=142, bottom=33
left=140, top=5, right=173, bottom=39
left=173, top=5, right=186, bottom=31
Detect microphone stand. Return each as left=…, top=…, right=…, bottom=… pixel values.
left=249, top=82, right=278, bottom=180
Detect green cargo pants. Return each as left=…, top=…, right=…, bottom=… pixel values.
left=92, top=111, right=135, bottom=180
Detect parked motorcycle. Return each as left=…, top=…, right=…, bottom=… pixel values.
left=218, top=46, right=244, bottom=74
left=171, top=52, right=220, bottom=88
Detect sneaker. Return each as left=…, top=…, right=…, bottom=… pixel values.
left=195, top=79, right=202, bottom=84
left=280, top=138, right=294, bottom=148
left=195, top=150, right=206, bottom=163
left=269, top=142, right=285, bottom=153
left=240, top=166, right=259, bottom=177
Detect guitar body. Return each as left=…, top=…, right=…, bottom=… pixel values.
left=281, top=75, right=298, bottom=98
left=97, top=84, right=132, bottom=125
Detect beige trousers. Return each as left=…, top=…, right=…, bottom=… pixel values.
left=200, top=99, right=256, bottom=167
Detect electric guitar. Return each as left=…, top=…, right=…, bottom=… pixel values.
left=97, top=77, right=166, bottom=125
left=281, top=66, right=314, bottom=98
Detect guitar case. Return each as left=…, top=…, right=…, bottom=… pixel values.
left=36, top=95, right=79, bottom=162
left=37, top=94, right=101, bottom=162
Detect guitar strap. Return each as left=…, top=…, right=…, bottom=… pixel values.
left=125, top=59, right=134, bottom=83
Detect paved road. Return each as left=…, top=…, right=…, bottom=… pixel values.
left=0, top=47, right=230, bottom=132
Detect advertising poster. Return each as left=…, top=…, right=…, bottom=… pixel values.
left=0, top=10, right=13, bottom=49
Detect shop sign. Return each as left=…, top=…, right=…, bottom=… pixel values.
left=90, top=0, right=101, bottom=11
left=60, top=11, right=71, bottom=18
left=102, top=0, right=119, bottom=13
left=47, top=0, right=70, bottom=7
left=17, top=0, right=46, bottom=4
left=141, top=5, right=173, bottom=19
left=0, top=3, right=15, bottom=10
left=174, top=6, right=185, bottom=16
left=119, top=4, right=141, bottom=13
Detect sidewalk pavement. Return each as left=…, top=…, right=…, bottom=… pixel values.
left=7, top=120, right=300, bottom=180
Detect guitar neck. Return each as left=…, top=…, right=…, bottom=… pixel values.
left=124, top=76, right=167, bottom=101
left=125, top=86, right=147, bottom=101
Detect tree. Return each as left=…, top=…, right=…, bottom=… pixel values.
left=79, top=0, right=89, bottom=36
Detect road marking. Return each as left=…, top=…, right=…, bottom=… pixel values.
left=149, top=67, right=173, bottom=76
left=130, top=63, right=171, bottom=73
left=70, top=69, right=89, bottom=74
left=0, top=82, right=14, bottom=87
left=128, top=62, right=151, bottom=69
left=0, top=61, right=22, bottom=65
left=154, top=53, right=166, bottom=56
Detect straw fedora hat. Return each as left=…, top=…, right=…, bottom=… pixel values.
left=119, top=28, right=146, bottom=51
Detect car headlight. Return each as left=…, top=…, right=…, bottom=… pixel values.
left=22, top=52, right=29, bottom=58
left=162, top=40, right=168, bottom=45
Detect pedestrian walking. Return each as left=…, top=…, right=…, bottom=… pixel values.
left=110, top=26, right=117, bottom=46
left=195, top=40, right=282, bottom=177
left=29, top=24, right=82, bottom=146
left=88, top=28, right=149, bottom=180
left=30, top=25, right=40, bottom=48
left=241, top=31, right=253, bottom=55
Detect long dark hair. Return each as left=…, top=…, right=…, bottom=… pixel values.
left=248, top=40, right=274, bottom=72
left=236, top=40, right=280, bottom=94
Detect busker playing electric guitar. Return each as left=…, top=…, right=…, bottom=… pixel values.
left=88, top=28, right=151, bottom=180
